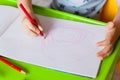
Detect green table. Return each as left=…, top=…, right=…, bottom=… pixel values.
left=0, top=0, right=120, bottom=80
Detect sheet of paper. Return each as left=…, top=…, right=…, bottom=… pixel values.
left=0, top=6, right=19, bottom=36
left=0, top=6, right=106, bottom=78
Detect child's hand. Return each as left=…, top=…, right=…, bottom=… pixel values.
left=96, top=22, right=120, bottom=60
left=21, top=14, right=43, bottom=37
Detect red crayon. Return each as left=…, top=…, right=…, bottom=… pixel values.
left=0, top=57, right=26, bottom=74
left=19, top=3, right=44, bottom=37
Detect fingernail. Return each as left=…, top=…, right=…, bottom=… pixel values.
left=38, top=25, right=43, bottom=31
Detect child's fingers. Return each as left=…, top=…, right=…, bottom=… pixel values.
left=26, top=21, right=40, bottom=34
left=38, top=25, right=43, bottom=31
left=35, top=18, right=43, bottom=31
left=22, top=25, right=38, bottom=37
left=27, top=29, right=38, bottom=37
left=96, top=22, right=119, bottom=60
left=97, top=39, right=112, bottom=46
left=97, top=45, right=113, bottom=60
left=97, top=40, right=106, bottom=46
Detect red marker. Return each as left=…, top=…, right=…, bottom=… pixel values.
left=19, top=3, right=44, bottom=37
left=0, top=57, right=26, bottom=74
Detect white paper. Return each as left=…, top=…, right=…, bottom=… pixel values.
left=0, top=6, right=19, bottom=36
left=0, top=6, right=106, bottom=78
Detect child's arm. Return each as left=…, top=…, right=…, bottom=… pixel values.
left=17, top=0, right=43, bottom=37
left=97, top=0, right=120, bottom=60
left=113, top=0, right=120, bottom=23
